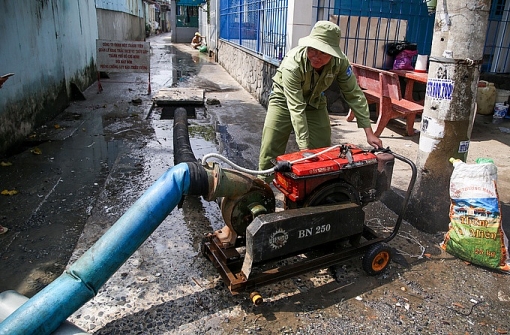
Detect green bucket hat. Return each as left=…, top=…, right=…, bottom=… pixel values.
left=298, top=21, right=343, bottom=58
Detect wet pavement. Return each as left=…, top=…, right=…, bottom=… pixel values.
left=1, top=33, right=509, bottom=334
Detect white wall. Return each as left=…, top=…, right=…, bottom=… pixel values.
left=0, top=0, right=100, bottom=154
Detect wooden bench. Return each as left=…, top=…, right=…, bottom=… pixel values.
left=346, top=63, right=423, bottom=136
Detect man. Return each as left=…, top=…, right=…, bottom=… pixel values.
left=191, top=32, right=202, bottom=49
left=258, top=21, right=382, bottom=179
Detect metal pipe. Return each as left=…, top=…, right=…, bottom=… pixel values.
left=0, top=163, right=193, bottom=335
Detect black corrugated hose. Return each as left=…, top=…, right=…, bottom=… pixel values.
left=172, top=107, right=208, bottom=198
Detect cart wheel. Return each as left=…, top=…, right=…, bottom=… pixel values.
left=362, top=243, right=392, bottom=275
left=250, top=291, right=263, bottom=306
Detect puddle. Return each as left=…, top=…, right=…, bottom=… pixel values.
left=149, top=44, right=202, bottom=87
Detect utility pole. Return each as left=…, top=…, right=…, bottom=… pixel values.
left=406, top=0, right=491, bottom=233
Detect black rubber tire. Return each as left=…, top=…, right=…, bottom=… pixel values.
left=362, top=243, right=392, bottom=275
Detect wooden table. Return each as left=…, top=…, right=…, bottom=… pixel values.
left=390, top=69, right=428, bottom=105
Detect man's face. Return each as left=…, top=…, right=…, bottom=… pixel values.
left=306, top=47, right=332, bottom=70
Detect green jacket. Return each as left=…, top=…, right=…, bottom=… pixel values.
left=271, top=46, right=371, bottom=148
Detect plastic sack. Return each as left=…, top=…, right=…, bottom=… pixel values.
left=383, top=42, right=417, bottom=70
left=385, top=41, right=417, bottom=56
left=441, top=160, right=509, bottom=273
left=393, top=49, right=418, bottom=70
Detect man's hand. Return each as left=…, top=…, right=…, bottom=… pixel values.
left=364, top=127, right=383, bottom=149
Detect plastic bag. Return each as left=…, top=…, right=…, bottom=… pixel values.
left=385, top=42, right=417, bottom=56
left=393, top=49, right=418, bottom=70
left=441, top=160, right=509, bottom=273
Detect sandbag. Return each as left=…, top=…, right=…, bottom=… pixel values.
left=441, top=160, right=509, bottom=272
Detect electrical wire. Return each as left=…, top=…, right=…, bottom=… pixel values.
left=200, top=144, right=345, bottom=175
left=200, top=153, right=273, bottom=175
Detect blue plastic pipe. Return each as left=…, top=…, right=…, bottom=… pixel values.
left=0, top=163, right=192, bottom=335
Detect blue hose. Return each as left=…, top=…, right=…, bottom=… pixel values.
left=0, top=163, right=192, bottom=335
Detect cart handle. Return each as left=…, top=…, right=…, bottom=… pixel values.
left=371, top=147, right=417, bottom=242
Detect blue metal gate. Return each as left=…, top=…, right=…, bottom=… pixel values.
left=219, top=0, right=509, bottom=73
left=314, top=0, right=434, bottom=70
left=485, top=0, right=510, bottom=73
left=219, top=0, right=288, bottom=64
left=316, top=0, right=510, bottom=73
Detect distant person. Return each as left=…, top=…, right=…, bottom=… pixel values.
left=0, top=73, right=13, bottom=234
left=191, top=32, right=202, bottom=49
left=258, top=21, right=382, bottom=179
left=153, top=21, right=160, bottom=34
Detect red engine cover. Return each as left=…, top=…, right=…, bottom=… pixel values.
left=273, top=144, right=378, bottom=203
